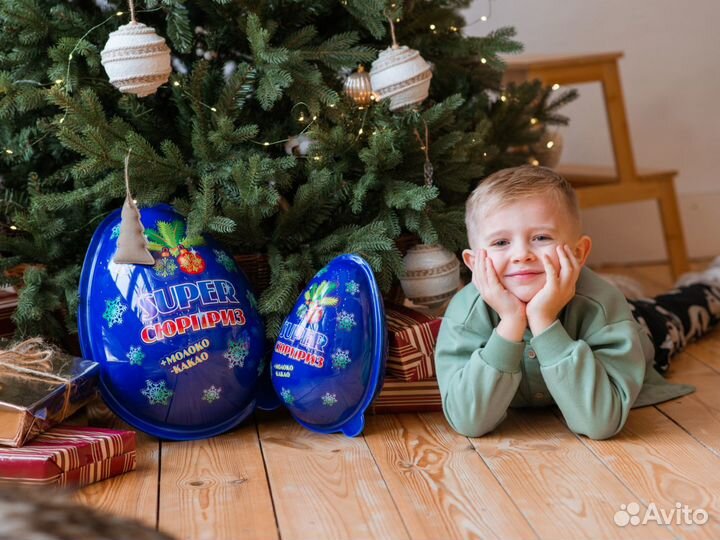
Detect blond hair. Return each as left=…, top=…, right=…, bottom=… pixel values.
left=465, top=165, right=581, bottom=248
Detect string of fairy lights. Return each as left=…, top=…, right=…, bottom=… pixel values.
left=3, top=0, right=562, bottom=164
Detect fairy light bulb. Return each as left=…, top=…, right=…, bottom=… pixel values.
left=552, top=83, right=560, bottom=90
left=481, top=15, right=488, bottom=21
left=546, top=141, right=555, bottom=149
left=530, top=118, right=538, bottom=125
left=481, top=58, right=487, bottom=64
left=531, top=159, right=540, bottom=166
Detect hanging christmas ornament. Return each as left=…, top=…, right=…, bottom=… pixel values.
left=370, top=19, right=432, bottom=112
left=284, top=134, right=314, bottom=157
left=343, top=65, right=373, bottom=106
left=101, top=0, right=172, bottom=97
left=114, top=150, right=154, bottom=265
left=414, top=121, right=434, bottom=187
left=400, top=245, right=460, bottom=309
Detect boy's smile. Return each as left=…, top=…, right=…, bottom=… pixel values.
left=464, top=195, right=591, bottom=303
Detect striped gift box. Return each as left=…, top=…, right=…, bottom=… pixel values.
left=0, top=425, right=136, bottom=487
left=370, top=376, right=442, bottom=414
left=386, top=304, right=442, bottom=382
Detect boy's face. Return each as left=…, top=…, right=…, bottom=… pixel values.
left=464, top=195, right=592, bottom=303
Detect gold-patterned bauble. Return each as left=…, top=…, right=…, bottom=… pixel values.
left=399, top=244, right=460, bottom=309
left=370, top=45, right=432, bottom=111
left=343, top=65, right=373, bottom=106
left=101, top=22, right=172, bottom=97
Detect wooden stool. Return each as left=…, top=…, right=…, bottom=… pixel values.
left=504, top=52, right=690, bottom=278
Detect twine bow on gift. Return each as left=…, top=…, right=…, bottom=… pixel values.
left=0, top=338, right=75, bottom=446
left=0, top=338, right=69, bottom=385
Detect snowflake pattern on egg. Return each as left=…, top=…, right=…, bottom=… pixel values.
left=202, top=385, right=222, bottom=403
left=331, top=348, right=352, bottom=370
left=345, top=280, right=360, bottom=295
left=280, top=387, right=294, bottom=405
left=103, top=296, right=127, bottom=327
left=111, top=224, right=121, bottom=240
left=336, top=311, right=356, bottom=331
left=126, top=346, right=145, bottom=366
left=321, top=392, right=338, bottom=407
left=141, top=380, right=173, bottom=406
left=213, top=249, right=236, bottom=272
left=153, top=257, right=178, bottom=278
left=224, top=337, right=250, bottom=368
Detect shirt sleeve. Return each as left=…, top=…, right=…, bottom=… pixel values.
left=530, top=319, right=646, bottom=440
left=435, top=311, right=526, bottom=438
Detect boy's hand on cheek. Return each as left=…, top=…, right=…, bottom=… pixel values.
left=472, top=248, right=527, bottom=342
left=526, top=244, right=581, bottom=335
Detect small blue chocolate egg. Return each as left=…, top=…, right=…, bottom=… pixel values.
left=270, top=254, right=387, bottom=436
left=78, top=204, right=265, bottom=440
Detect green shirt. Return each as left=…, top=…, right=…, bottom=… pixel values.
left=435, top=267, right=695, bottom=439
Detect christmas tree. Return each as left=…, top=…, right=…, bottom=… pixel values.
left=0, top=0, right=576, bottom=341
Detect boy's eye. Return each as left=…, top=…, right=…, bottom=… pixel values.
left=491, top=240, right=509, bottom=247
left=533, top=235, right=552, bottom=241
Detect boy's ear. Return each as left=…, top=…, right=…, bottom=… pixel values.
left=573, top=235, right=592, bottom=266
left=461, top=249, right=475, bottom=272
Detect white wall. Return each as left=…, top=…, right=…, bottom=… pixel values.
left=466, top=0, right=720, bottom=264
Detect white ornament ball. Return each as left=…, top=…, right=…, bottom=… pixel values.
left=101, top=22, right=172, bottom=97
left=284, top=134, right=314, bottom=157
left=400, top=244, right=460, bottom=309
left=370, top=45, right=432, bottom=111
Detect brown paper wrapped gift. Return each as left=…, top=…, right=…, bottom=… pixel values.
left=0, top=339, right=99, bottom=447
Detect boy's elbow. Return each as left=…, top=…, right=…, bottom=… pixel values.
left=570, top=419, right=624, bottom=440
left=445, top=410, right=506, bottom=438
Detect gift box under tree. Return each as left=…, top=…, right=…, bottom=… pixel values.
left=371, top=376, right=442, bottom=414
left=0, top=339, right=99, bottom=447
left=0, top=425, right=136, bottom=487
left=385, top=304, right=442, bottom=382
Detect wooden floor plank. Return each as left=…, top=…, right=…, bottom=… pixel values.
left=158, top=421, right=277, bottom=540
left=470, top=408, right=674, bottom=540
left=681, top=330, right=720, bottom=372
left=73, top=419, right=160, bottom=530
left=577, top=405, right=720, bottom=539
left=364, top=412, right=538, bottom=540
left=258, top=414, right=409, bottom=540
left=74, top=430, right=159, bottom=529
left=657, top=351, right=720, bottom=457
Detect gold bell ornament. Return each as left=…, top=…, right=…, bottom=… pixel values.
left=101, top=0, right=172, bottom=97
left=343, top=65, right=373, bottom=106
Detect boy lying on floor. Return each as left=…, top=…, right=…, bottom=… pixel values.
left=435, top=165, right=718, bottom=439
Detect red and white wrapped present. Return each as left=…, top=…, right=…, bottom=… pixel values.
left=371, top=376, right=442, bottom=414
left=385, top=303, right=442, bottom=382
left=0, top=425, right=136, bottom=487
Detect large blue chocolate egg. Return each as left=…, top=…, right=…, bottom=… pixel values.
left=270, top=254, right=386, bottom=436
left=78, top=204, right=265, bottom=440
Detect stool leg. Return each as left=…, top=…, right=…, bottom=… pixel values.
left=602, top=62, right=638, bottom=183
left=657, top=181, right=690, bottom=279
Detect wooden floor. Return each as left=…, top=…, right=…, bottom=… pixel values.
left=73, top=262, right=720, bottom=540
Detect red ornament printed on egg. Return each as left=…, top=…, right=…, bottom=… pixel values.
left=177, top=245, right=207, bottom=275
